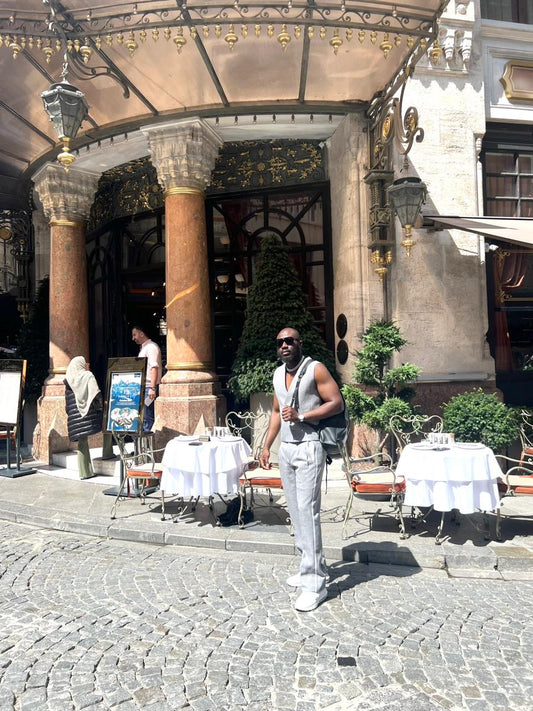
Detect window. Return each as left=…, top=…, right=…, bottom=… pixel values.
left=207, top=186, right=333, bottom=384
left=484, top=151, right=533, bottom=217
left=481, top=0, right=533, bottom=24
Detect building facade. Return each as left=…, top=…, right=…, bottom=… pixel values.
left=1, top=1, right=532, bottom=461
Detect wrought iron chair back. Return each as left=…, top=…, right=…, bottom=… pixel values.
left=225, top=409, right=270, bottom=459
left=494, top=454, right=533, bottom=539
left=224, top=409, right=286, bottom=527
left=519, top=409, right=533, bottom=465
left=389, top=414, right=443, bottom=460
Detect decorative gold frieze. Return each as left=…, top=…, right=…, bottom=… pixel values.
left=501, top=61, right=533, bottom=102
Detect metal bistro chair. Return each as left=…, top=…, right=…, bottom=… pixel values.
left=110, top=430, right=165, bottom=520
left=341, top=440, right=407, bottom=540
left=518, top=410, right=533, bottom=466
left=389, top=413, right=444, bottom=460
left=389, top=412, right=444, bottom=534
left=494, top=455, right=533, bottom=540
left=225, top=409, right=289, bottom=528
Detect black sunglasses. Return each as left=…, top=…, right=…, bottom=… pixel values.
left=276, top=337, right=299, bottom=348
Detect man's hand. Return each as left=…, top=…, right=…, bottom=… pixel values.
left=259, top=448, right=272, bottom=469
left=281, top=405, right=299, bottom=422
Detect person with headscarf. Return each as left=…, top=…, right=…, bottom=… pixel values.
left=64, top=356, right=103, bottom=479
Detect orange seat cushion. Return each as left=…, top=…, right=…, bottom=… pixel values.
left=240, top=475, right=283, bottom=489
left=127, top=467, right=163, bottom=479
left=351, top=481, right=405, bottom=494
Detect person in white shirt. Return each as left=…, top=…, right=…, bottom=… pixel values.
left=132, top=325, right=162, bottom=432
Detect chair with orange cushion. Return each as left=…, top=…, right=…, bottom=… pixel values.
left=110, top=430, right=165, bottom=520
left=342, top=446, right=407, bottom=539
left=494, top=455, right=533, bottom=540
left=225, top=409, right=289, bottom=528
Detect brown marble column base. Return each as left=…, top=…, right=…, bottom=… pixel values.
left=154, top=375, right=226, bottom=448
left=33, top=375, right=70, bottom=464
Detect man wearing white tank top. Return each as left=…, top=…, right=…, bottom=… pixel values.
left=259, top=327, right=343, bottom=612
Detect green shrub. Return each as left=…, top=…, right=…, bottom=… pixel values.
left=228, top=234, right=337, bottom=403
left=342, top=384, right=376, bottom=423
left=442, top=388, right=520, bottom=452
left=362, top=397, right=413, bottom=432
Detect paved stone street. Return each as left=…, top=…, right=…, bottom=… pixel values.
left=0, top=522, right=532, bottom=711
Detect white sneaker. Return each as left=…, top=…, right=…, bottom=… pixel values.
left=286, top=572, right=330, bottom=588
left=294, top=588, right=328, bottom=612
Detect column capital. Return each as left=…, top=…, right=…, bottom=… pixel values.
left=141, top=118, right=222, bottom=194
left=32, top=163, right=100, bottom=224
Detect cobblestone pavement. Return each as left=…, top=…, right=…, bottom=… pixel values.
left=0, top=521, right=532, bottom=711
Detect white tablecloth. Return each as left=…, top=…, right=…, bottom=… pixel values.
left=161, top=436, right=252, bottom=496
left=396, top=443, right=502, bottom=514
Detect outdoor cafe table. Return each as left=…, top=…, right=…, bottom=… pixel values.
left=161, top=435, right=251, bottom=498
left=395, top=442, right=503, bottom=542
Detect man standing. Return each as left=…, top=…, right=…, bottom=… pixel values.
left=259, top=327, right=343, bottom=612
left=132, top=325, right=162, bottom=432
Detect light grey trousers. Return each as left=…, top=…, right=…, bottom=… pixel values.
left=279, top=440, right=328, bottom=594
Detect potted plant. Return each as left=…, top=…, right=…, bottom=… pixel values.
left=342, top=320, right=421, bottom=453
left=228, top=234, right=337, bottom=406
left=442, top=388, right=520, bottom=453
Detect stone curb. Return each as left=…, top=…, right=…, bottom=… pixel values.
left=0, top=500, right=532, bottom=578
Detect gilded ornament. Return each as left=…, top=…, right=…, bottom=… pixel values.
left=307, top=27, right=314, bottom=39
left=116, top=32, right=124, bottom=45
left=267, top=25, right=274, bottom=38
left=9, top=40, right=21, bottom=59
left=241, top=25, right=248, bottom=38
left=319, top=26, right=326, bottom=40
left=255, top=24, right=261, bottom=37
left=36, top=38, right=43, bottom=50
left=152, top=28, right=159, bottom=41
left=370, top=31, right=377, bottom=44
left=174, top=27, right=187, bottom=53
left=106, top=34, right=113, bottom=45
left=294, top=26, right=301, bottom=39
left=395, top=35, right=401, bottom=47
left=329, top=30, right=342, bottom=55
left=202, top=26, right=209, bottom=38
left=215, top=25, right=222, bottom=38
left=55, top=39, right=61, bottom=52
left=74, top=39, right=81, bottom=51
left=407, top=36, right=414, bottom=49
left=0, top=35, right=4, bottom=48
left=380, top=33, right=392, bottom=58
left=428, top=40, right=442, bottom=66
left=28, top=37, right=34, bottom=49
left=95, top=36, right=102, bottom=50
left=126, top=33, right=138, bottom=57
left=346, top=29, right=353, bottom=41
left=80, top=42, right=92, bottom=63
left=278, top=24, right=290, bottom=50
left=224, top=24, right=238, bottom=50
left=164, top=28, right=171, bottom=40
left=190, top=27, right=197, bottom=39
left=139, top=29, right=147, bottom=43
left=358, top=30, right=365, bottom=43
left=43, top=44, right=54, bottom=63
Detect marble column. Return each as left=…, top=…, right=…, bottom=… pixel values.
left=32, top=163, right=100, bottom=463
left=141, top=118, right=224, bottom=441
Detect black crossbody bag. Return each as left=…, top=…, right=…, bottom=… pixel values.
left=290, top=357, right=349, bottom=458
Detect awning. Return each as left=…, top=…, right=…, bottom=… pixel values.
left=426, top=216, right=533, bottom=248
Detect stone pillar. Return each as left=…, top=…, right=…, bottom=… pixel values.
left=32, top=163, right=100, bottom=463
left=141, top=118, right=224, bottom=441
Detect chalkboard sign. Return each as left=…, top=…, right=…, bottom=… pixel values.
left=0, top=360, right=26, bottom=428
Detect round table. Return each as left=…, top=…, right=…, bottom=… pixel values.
left=161, top=435, right=251, bottom=497
left=396, top=442, right=502, bottom=514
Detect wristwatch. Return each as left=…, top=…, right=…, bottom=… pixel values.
left=298, top=413, right=305, bottom=423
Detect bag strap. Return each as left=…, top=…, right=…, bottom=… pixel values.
left=289, top=357, right=313, bottom=412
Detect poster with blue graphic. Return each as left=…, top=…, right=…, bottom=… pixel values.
left=104, top=358, right=146, bottom=434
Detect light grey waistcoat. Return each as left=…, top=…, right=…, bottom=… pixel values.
left=273, top=357, right=322, bottom=443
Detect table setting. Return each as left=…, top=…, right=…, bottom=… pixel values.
left=161, top=430, right=252, bottom=498
left=395, top=432, right=503, bottom=543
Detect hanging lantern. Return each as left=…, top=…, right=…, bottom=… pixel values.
left=387, top=177, right=427, bottom=256
left=41, top=80, right=89, bottom=171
